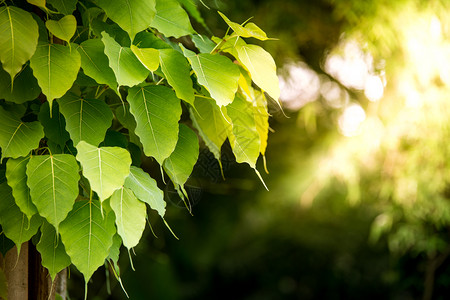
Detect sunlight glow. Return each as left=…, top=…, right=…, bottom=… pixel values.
left=338, top=104, right=366, bottom=137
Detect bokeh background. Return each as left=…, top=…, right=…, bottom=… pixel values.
left=69, top=0, right=450, bottom=299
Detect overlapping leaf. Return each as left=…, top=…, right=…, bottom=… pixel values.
left=59, top=199, right=116, bottom=282
left=151, top=0, right=195, bottom=38
left=102, top=32, right=149, bottom=87
left=110, top=186, right=146, bottom=249
left=76, top=141, right=131, bottom=202
left=218, top=12, right=270, bottom=41
left=0, top=6, right=39, bottom=81
left=58, top=92, right=113, bottom=146
left=95, top=0, right=156, bottom=40
left=5, top=156, right=37, bottom=221
left=0, top=106, right=44, bottom=159
left=26, top=154, right=80, bottom=229
left=0, top=64, right=41, bottom=104
left=38, top=101, right=70, bottom=148
left=45, top=15, right=77, bottom=43
left=159, top=49, right=195, bottom=105
left=36, top=221, right=71, bottom=280
left=47, top=0, right=77, bottom=15
left=30, top=42, right=81, bottom=109
left=0, top=182, right=42, bottom=254
left=127, top=85, right=182, bottom=164
left=115, top=105, right=141, bottom=146
left=124, top=166, right=165, bottom=217
left=130, top=45, right=159, bottom=71
left=182, top=46, right=240, bottom=107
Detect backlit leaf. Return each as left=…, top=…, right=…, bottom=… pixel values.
left=127, top=85, right=182, bottom=164
left=0, top=106, right=44, bottom=159
left=58, top=92, right=113, bottom=147
left=151, top=0, right=195, bottom=38
left=59, top=199, right=116, bottom=282
left=30, top=42, right=81, bottom=109
left=36, top=221, right=71, bottom=281
left=218, top=11, right=270, bottom=41
left=0, top=182, right=42, bottom=254
left=26, top=154, right=80, bottom=229
left=76, top=141, right=131, bottom=202
left=124, top=166, right=165, bottom=217
left=130, top=45, right=159, bottom=71
left=102, top=32, right=149, bottom=87
left=45, top=15, right=77, bottom=43
left=159, top=49, right=195, bottom=105
left=0, top=64, right=41, bottom=104
left=6, top=156, right=37, bottom=221
left=110, top=186, right=146, bottom=249
left=163, top=124, right=199, bottom=188
left=182, top=46, right=239, bottom=107
left=0, top=6, right=39, bottom=81
left=253, top=90, right=269, bottom=156
left=77, top=39, right=118, bottom=92
left=95, top=0, right=156, bottom=40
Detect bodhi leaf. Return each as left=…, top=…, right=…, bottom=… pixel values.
left=190, top=97, right=230, bottom=165
left=58, top=92, right=113, bottom=147
left=163, top=124, right=199, bottom=188
left=226, top=93, right=260, bottom=168
left=133, top=31, right=171, bottom=49
left=130, top=45, right=159, bottom=71
left=0, top=182, right=42, bottom=255
left=59, top=199, right=116, bottom=283
left=127, top=85, right=182, bottom=164
left=6, top=156, right=38, bottom=221
left=0, top=106, right=44, bottom=159
left=36, top=221, right=71, bottom=281
left=124, top=166, right=165, bottom=217
left=95, top=0, right=156, bottom=40
left=77, top=39, right=118, bottom=92
left=38, top=101, right=70, bottom=148
left=177, top=0, right=208, bottom=30
left=76, top=141, right=131, bottom=202
left=26, top=154, right=80, bottom=230
left=110, top=186, right=146, bottom=249
left=151, top=0, right=195, bottom=38
left=102, top=32, right=149, bottom=87
left=115, top=105, right=141, bottom=146
left=30, top=42, right=81, bottom=109
left=0, top=6, right=39, bottom=81
left=192, top=35, right=216, bottom=53
left=159, top=49, right=195, bottom=105
left=235, top=42, right=280, bottom=103
left=253, top=90, right=269, bottom=157
left=47, top=0, right=77, bottom=15
left=45, top=15, right=77, bottom=43
left=181, top=46, right=240, bottom=107
left=218, top=12, right=270, bottom=41
left=0, top=64, right=41, bottom=104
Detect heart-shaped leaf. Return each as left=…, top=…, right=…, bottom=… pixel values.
left=46, top=15, right=77, bottom=43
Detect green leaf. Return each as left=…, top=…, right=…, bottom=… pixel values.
left=47, top=0, right=77, bottom=15
left=0, top=232, right=15, bottom=256
left=151, top=0, right=195, bottom=38
left=77, top=39, right=118, bottom=92
left=253, top=90, right=269, bottom=156
left=177, top=0, right=208, bottom=30
left=58, top=92, right=113, bottom=147
left=130, top=45, right=160, bottom=71
left=124, top=166, right=165, bottom=217
left=182, top=46, right=240, bottom=107
left=6, top=156, right=38, bottom=221
left=27, top=0, right=46, bottom=9
left=235, top=42, right=280, bottom=102
left=36, top=221, right=71, bottom=281
left=218, top=12, right=270, bottom=41
left=133, top=31, right=171, bottom=49
left=95, top=0, right=156, bottom=40
left=114, top=105, right=141, bottom=146
left=102, top=32, right=149, bottom=87
left=110, top=186, right=146, bottom=249
left=0, top=182, right=42, bottom=254
left=76, top=141, right=131, bottom=202
left=192, top=35, right=216, bottom=53
left=26, top=154, right=80, bottom=229
left=45, top=15, right=77, bottom=43
left=38, top=101, right=70, bottom=148
left=163, top=124, right=199, bottom=188
left=59, top=199, right=116, bottom=282
left=127, top=85, right=182, bottom=164
left=0, top=6, right=39, bottom=81
left=159, top=49, right=195, bottom=105
left=190, top=97, right=230, bottom=163
left=0, top=106, right=44, bottom=159
left=0, top=64, right=41, bottom=104
left=30, top=42, right=81, bottom=108
left=226, top=93, right=260, bottom=168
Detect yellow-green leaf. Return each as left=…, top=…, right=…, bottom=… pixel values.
left=151, top=0, right=195, bottom=38
left=130, top=45, right=159, bottom=71
left=45, top=15, right=77, bottom=43
left=218, top=11, right=270, bottom=41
